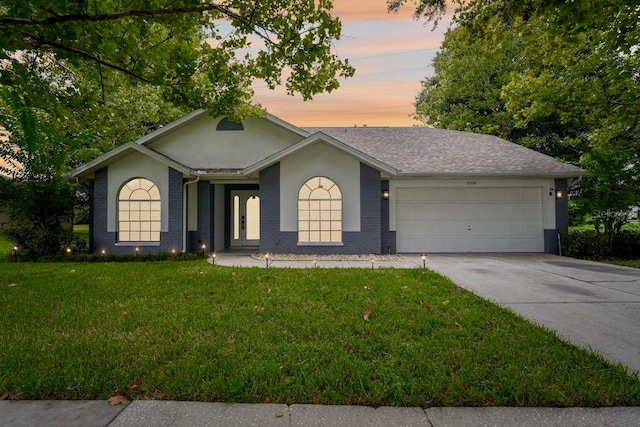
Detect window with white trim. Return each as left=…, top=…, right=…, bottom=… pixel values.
left=118, top=178, right=161, bottom=242
left=298, top=176, right=342, bottom=243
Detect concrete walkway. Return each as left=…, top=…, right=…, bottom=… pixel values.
left=2, top=400, right=640, bottom=427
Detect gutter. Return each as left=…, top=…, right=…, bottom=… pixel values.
left=182, top=175, right=200, bottom=253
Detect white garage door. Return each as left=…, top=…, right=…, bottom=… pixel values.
left=396, top=187, right=543, bottom=253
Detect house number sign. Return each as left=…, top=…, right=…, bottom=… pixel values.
left=466, top=180, right=477, bottom=185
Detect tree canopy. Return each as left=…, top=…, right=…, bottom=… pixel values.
left=409, top=0, right=640, bottom=236
left=0, top=0, right=355, bottom=119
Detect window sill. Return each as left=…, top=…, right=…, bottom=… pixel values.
left=297, top=242, right=344, bottom=247
left=115, top=242, right=161, bottom=247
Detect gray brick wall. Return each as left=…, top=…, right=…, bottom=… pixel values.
left=90, top=167, right=183, bottom=255
left=259, top=163, right=280, bottom=253
left=162, top=167, right=184, bottom=253
left=543, top=178, right=569, bottom=255
left=188, top=181, right=213, bottom=253
left=259, top=162, right=384, bottom=254
left=555, top=178, right=569, bottom=232
left=91, top=167, right=114, bottom=253
left=380, top=180, right=396, bottom=254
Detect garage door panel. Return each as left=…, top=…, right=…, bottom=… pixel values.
left=396, top=187, right=544, bottom=253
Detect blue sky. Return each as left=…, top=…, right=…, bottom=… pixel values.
left=252, top=0, right=452, bottom=127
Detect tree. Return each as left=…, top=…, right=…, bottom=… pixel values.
left=0, top=0, right=355, bottom=119
left=0, top=88, right=86, bottom=258
left=409, top=0, right=640, bottom=243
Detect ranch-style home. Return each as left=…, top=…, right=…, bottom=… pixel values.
left=71, top=110, right=583, bottom=255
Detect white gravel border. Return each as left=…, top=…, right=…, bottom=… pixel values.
left=251, top=253, right=407, bottom=261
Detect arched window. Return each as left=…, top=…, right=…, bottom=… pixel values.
left=298, top=176, right=342, bottom=243
left=118, top=178, right=161, bottom=242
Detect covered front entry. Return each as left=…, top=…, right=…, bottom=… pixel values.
left=230, top=189, right=260, bottom=247
left=395, top=187, right=544, bottom=253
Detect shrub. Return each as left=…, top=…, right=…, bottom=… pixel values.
left=562, top=230, right=640, bottom=260
left=4, top=226, right=88, bottom=261
left=561, top=231, right=612, bottom=260
left=613, top=230, right=640, bottom=260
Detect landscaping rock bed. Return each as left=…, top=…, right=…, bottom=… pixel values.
left=251, top=253, right=407, bottom=261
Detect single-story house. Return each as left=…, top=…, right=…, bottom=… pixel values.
left=71, top=110, right=583, bottom=255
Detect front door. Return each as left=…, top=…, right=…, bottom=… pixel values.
left=231, top=190, right=260, bottom=247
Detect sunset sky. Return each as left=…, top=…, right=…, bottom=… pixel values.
left=252, top=0, right=452, bottom=127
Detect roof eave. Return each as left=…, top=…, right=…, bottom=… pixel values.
left=393, top=171, right=586, bottom=179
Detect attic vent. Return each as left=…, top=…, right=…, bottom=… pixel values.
left=216, top=118, right=244, bottom=131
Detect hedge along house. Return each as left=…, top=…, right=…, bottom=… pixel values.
left=71, top=110, right=584, bottom=256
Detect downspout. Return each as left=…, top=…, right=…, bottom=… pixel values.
left=183, top=176, right=200, bottom=253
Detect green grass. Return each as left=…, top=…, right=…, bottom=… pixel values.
left=0, top=232, right=12, bottom=257
left=570, top=222, right=640, bottom=232
left=1, top=262, right=638, bottom=407
left=602, top=259, right=640, bottom=269
left=73, top=224, right=89, bottom=242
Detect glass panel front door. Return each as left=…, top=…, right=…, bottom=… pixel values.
left=231, top=190, right=260, bottom=247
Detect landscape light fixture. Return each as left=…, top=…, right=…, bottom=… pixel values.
left=422, top=254, right=427, bottom=269
left=134, top=246, right=140, bottom=256
left=265, top=253, right=270, bottom=268
left=65, top=247, right=72, bottom=255
left=212, top=252, right=216, bottom=265
left=101, top=249, right=106, bottom=256
left=11, top=246, right=18, bottom=262
left=201, top=243, right=207, bottom=254
left=313, top=259, right=317, bottom=268
left=371, top=259, right=375, bottom=269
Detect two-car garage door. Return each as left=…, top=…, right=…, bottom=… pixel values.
left=396, top=187, right=544, bottom=253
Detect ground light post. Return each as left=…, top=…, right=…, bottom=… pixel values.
left=422, top=254, right=426, bottom=269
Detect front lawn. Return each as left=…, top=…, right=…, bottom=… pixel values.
left=1, top=262, right=638, bottom=407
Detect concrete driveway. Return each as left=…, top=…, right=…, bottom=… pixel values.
left=423, top=254, right=640, bottom=374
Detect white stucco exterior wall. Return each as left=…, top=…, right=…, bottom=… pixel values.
left=280, top=143, right=361, bottom=232
left=148, top=116, right=304, bottom=169
left=389, top=178, right=557, bottom=231
left=106, top=152, right=170, bottom=232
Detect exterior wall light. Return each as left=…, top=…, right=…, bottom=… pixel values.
left=556, top=190, right=563, bottom=200
left=382, top=190, right=390, bottom=200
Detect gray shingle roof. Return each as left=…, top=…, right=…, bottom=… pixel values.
left=302, top=127, right=583, bottom=177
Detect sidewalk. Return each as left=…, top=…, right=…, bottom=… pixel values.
left=2, top=400, right=640, bottom=427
